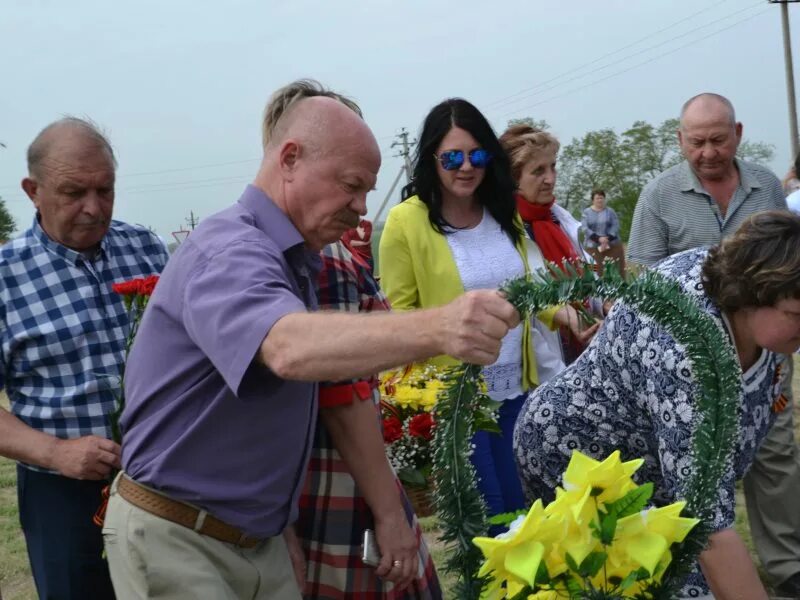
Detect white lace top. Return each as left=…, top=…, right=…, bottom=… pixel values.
left=446, top=210, right=525, bottom=401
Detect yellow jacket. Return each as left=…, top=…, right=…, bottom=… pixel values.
left=379, top=195, right=558, bottom=389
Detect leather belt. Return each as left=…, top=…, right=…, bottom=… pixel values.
left=117, top=475, right=261, bottom=549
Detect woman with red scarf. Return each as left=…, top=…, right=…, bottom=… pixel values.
left=500, top=124, right=604, bottom=365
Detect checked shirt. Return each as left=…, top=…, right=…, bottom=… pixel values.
left=0, top=218, right=168, bottom=468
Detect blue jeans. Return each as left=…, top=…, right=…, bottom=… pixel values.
left=470, top=394, right=527, bottom=536
left=17, top=465, right=115, bottom=600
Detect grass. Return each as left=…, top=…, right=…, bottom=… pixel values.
left=2, top=363, right=800, bottom=599
left=0, top=393, right=36, bottom=600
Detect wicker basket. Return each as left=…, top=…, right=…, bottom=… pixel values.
left=404, top=481, right=435, bottom=518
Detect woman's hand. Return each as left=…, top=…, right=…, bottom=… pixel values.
left=554, top=305, right=601, bottom=345
left=373, top=508, right=419, bottom=591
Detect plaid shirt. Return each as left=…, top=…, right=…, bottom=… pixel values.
left=0, top=218, right=168, bottom=461
left=297, top=240, right=441, bottom=599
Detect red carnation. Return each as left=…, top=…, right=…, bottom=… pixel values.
left=408, top=413, right=435, bottom=441
left=382, top=417, right=403, bottom=444
left=112, top=280, right=141, bottom=296
left=139, top=275, right=159, bottom=297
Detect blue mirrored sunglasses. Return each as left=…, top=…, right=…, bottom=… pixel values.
left=434, top=148, right=492, bottom=171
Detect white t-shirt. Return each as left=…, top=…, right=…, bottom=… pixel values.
left=446, top=211, right=525, bottom=401
left=787, top=189, right=800, bottom=215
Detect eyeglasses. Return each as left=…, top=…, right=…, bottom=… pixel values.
left=434, top=149, right=492, bottom=171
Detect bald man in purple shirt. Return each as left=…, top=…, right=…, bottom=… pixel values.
left=102, top=80, right=519, bottom=599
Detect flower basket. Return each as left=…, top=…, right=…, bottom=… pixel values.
left=403, top=477, right=435, bottom=518
left=380, top=364, right=444, bottom=518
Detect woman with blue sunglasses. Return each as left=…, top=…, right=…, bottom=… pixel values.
left=379, top=99, right=590, bottom=531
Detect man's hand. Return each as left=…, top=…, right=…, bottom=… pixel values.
left=439, top=290, right=521, bottom=365
left=373, top=510, right=419, bottom=591
left=283, top=526, right=307, bottom=593
left=48, top=435, right=121, bottom=480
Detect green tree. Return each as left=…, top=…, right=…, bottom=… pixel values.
left=554, top=118, right=774, bottom=241
left=506, top=117, right=551, bottom=131
left=0, top=196, right=15, bottom=242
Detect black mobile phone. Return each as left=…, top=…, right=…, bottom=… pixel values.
left=361, top=528, right=381, bottom=567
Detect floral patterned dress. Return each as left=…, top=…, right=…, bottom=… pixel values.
left=514, top=248, right=782, bottom=597
left=296, top=240, right=441, bottom=600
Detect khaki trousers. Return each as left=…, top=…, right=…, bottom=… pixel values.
left=102, top=476, right=302, bottom=600
left=744, top=355, right=800, bottom=586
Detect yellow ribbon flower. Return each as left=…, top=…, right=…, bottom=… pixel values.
left=527, top=591, right=558, bottom=600
left=473, top=500, right=564, bottom=599
left=605, top=501, right=699, bottom=580
left=562, top=450, right=643, bottom=505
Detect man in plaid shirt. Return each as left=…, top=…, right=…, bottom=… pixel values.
left=0, top=118, right=168, bottom=599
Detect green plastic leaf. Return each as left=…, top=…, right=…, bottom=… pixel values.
left=607, top=483, right=654, bottom=518
left=579, top=551, right=608, bottom=578
left=534, top=561, right=550, bottom=585
left=599, top=512, right=618, bottom=545
left=565, top=552, right=580, bottom=574
left=487, top=510, right=527, bottom=526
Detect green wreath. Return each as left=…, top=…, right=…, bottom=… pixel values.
left=431, top=262, right=741, bottom=599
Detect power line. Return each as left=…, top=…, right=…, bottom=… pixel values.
left=118, top=158, right=260, bottom=178
left=489, top=0, right=765, bottom=113
left=121, top=177, right=252, bottom=195
left=484, top=0, right=734, bottom=109
left=499, top=6, right=771, bottom=120
left=119, top=174, right=251, bottom=193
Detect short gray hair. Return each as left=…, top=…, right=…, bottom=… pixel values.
left=680, top=93, right=737, bottom=128
left=27, top=116, right=117, bottom=178
left=262, top=79, right=362, bottom=148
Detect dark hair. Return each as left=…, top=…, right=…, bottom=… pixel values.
left=591, top=189, right=606, bottom=199
left=794, top=151, right=800, bottom=177
left=401, top=98, right=520, bottom=244
left=703, top=211, right=800, bottom=312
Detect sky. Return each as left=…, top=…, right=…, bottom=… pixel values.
left=0, top=0, right=797, bottom=242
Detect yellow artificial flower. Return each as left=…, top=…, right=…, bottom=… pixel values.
left=605, top=501, right=699, bottom=581
left=542, top=449, right=642, bottom=571
left=562, top=450, right=643, bottom=505
left=473, top=500, right=564, bottom=599
left=527, top=591, right=558, bottom=600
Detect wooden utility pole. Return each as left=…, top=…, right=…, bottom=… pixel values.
left=772, top=0, right=800, bottom=158
left=374, top=129, right=417, bottom=224
left=391, top=128, right=415, bottom=183
left=186, top=211, right=199, bottom=230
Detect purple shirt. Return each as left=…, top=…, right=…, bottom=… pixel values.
left=120, top=185, right=320, bottom=538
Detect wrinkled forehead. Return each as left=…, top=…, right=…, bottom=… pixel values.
left=524, top=146, right=558, bottom=169
left=681, top=106, right=736, bottom=136
left=38, top=150, right=116, bottom=186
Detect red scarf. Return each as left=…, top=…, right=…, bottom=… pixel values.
left=516, top=195, right=579, bottom=268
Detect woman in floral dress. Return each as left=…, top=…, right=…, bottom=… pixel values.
left=515, top=212, right=800, bottom=599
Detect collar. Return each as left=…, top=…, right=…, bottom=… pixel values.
left=238, top=184, right=320, bottom=273
left=680, top=158, right=761, bottom=194
left=30, top=216, right=109, bottom=266
left=239, top=185, right=304, bottom=252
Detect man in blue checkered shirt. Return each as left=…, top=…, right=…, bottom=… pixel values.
left=0, top=118, right=168, bottom=599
